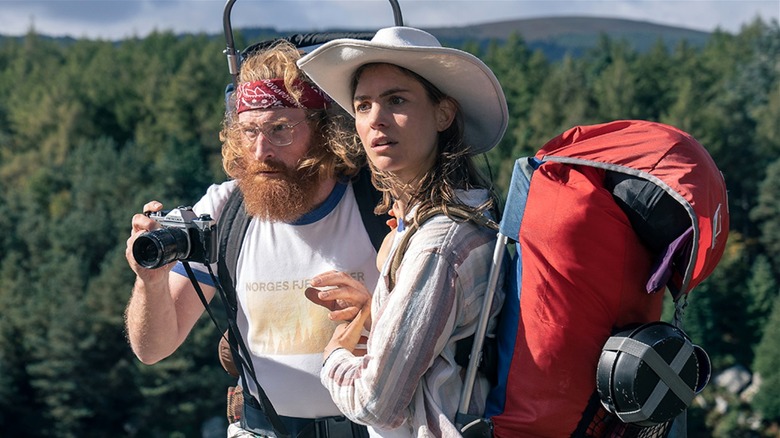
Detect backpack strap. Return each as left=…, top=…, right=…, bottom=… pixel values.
left=217, top=188, right=251, bottom=311
left=387, top=205, right=497, bottom=290
left=352, top=166, right=390, bottom=252
left=215, top=189, right=290, bottom=436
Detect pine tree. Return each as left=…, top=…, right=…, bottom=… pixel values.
left=746, top=255, right=779, bottom=351
left=751, top=158, right=780, bottom=272
left=752, top=293, right=780, bottom=422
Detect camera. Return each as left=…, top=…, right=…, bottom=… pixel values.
left=132, top=206, right=218, bottom=269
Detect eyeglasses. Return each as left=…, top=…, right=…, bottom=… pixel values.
left=236, top=114, right=314, bottom=147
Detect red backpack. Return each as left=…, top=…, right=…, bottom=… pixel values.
left=457, top=120, right=729, bottom=438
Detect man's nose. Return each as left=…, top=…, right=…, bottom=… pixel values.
left=249, top=136, right=275, bottom=160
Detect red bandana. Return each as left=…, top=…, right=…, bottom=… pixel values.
left=235, top=79, right=331, bottom=113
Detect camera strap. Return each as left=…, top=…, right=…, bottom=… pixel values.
left=181, top=261, right=291, bottom=438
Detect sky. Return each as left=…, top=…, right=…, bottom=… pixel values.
left=0, top=0, right=778, bottom=40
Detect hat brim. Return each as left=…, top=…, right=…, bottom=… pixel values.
left=297, top=34, right=508, bottom=155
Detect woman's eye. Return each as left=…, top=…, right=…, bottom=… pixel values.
left=355, top=102, right=370, bottom=112
left=389, top=96, right=405, bottom=105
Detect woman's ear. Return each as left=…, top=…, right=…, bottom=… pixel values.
left=435, top=98, right=456, bottom=132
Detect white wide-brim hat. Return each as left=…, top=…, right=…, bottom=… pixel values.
left=297, top=26, right=508, bottom=155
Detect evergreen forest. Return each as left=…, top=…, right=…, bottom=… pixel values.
left=0, top=18, right=779, bottom=437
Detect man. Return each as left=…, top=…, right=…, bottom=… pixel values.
left=124, top=41, right=386, bottom=438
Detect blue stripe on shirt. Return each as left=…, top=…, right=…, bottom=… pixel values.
left=292, top=180, right=347, bottom=225
left=172, top=262, right=216, bottom=286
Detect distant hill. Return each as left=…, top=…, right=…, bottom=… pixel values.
left=235, top=16, right=711, bottom=60
left=426, top=16, right=711, bottom=58
left=426, top=16, right=709, bottom=42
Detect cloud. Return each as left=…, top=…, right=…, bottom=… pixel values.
left=2, top=0, right=144, bottom=30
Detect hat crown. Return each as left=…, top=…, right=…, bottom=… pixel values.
left=372, top=26, right=442, bottom=49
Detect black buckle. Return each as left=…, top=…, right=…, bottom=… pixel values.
left=310, top=416, right=367, bottom=438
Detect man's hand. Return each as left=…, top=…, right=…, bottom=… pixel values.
left=125, top=200, right=174, bottom=283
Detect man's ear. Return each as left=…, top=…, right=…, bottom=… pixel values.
left=435, top=98, right=457, bottom=132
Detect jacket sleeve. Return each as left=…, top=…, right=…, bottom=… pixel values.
left=321, top=242, right=459, bottom=429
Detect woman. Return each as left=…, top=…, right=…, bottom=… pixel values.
left=297, top=26, right=508, bottom=437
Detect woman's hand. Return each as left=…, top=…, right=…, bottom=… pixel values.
left=305, top=271, right=372, bottom=327
left=306, top=271, right=373, bottom=358
left=323, top=306, right=371, bottom=361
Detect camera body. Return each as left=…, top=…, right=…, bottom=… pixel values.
left=132, top=206, right=218, bottom=269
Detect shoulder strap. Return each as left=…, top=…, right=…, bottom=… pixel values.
left=387, top=207, right=443, bottom=291
left=217, top=187, right=252, bottom=311
left=352, top=166, right=390, bottom=252
left=214, top=189, right=290, bottom=437
left=388, top=205, right=497, bottom=290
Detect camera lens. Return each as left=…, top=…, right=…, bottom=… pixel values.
left=132, top=228, right=191, bottom=269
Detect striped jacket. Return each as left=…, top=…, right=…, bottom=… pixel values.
left=321, top=189, right=503, bottom=437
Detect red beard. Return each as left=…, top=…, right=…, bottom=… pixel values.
left=235, top=158, right=320, bottom=222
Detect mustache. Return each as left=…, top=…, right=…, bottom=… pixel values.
left=244, top=158, right=293, bottom=175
